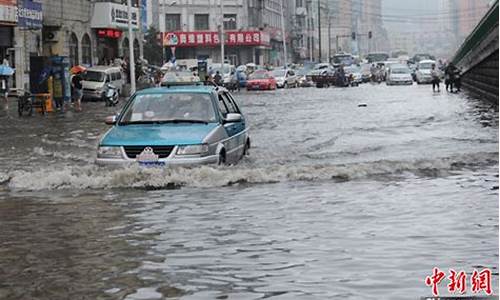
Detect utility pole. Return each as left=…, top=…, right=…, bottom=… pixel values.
left=220, top=0, right=225, bottom=69
left=127, top=0, right=136, bottom=94
left=280, top=0, right=287, bottom=68
left=328, top=17, right=331, bottom=62
left=317, top=0, right=321, bottom=62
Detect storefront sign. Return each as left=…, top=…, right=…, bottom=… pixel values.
left=18, top=0, right=42, bottom=29
left=140, top=0, right=147, bottom=32
left=97, top=29, right=122, bottom=39
left=0, top=0, right=17, bottom=24
left=162, top=31, right=271, bottom=47
left=91, top=2, right=138, bottom=30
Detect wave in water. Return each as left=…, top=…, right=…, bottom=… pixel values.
left=3, top=152, right=497, bottom=192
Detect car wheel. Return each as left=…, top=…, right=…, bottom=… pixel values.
left=243, top=139, right=250, bottom=157
left=218, top=150, right=226, bottom=165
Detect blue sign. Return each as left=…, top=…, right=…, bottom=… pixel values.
left=18, top=0, right=43, bottom=29
left=140, top=0, right=148, bottom=32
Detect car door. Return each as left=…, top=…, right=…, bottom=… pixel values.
left=219, top=91, right=246, bottom=161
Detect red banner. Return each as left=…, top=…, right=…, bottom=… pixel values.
left=162, top=31, right=270, bottom=47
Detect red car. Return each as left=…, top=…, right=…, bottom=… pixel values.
left=246, top=70, right=277, bottom=90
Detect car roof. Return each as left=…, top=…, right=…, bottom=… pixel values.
left=86, top=66, right=121, bottom=71
left=135, top=85, right=219, bottom=95
left=419, top=60, right=436, bottom=64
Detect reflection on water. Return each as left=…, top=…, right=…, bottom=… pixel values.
left=0, top=85, right=497, bottom=299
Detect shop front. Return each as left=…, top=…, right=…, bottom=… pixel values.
left=91, top=2, right=139, bottom=64
left=162, top=31, right=271, bottom=66
left=0, top=0, right=17, bottom=63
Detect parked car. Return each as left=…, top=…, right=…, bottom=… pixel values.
left=415, top=60, right=437, bottom=84
left=96, top=84, right=250, bottom=166
left=272, top=69, right=298, bottom=88
left=386, top=65, right=413, bottom=85
left=82, top=66, right=123, bottom=100
left=246, top=70, right=277, bottom=90
left=360, top=63, right=372, bottom=83
left=296, top=68, right=314, bottom=87
left=344, top=65, right=363, bottom=86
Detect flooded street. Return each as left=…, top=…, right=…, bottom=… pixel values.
left=0, top=84, right=498, bottom=299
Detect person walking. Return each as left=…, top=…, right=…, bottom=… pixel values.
left=213, top=71, right=222, bottom=86
left=0, top=75, right=8, bottom=104
left=445, top=63, right=456, bottom=92
left=71, top=71, right=83, bottom=111
left=431, top=63, right=440, bottom=92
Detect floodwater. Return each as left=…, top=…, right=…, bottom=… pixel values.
left=0, top=84, right=498, bottom=299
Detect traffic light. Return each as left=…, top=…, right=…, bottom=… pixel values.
left=352, top=32, right=356, bottom=40
left=368, top=31, right=372, bottom=39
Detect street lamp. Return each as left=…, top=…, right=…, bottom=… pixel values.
left=220, top=0, right=225, bottom=71
left=127, top=0, right=136, bottom=94
left=160, top=0, right=177, bottom=64
left=280, top=0, right=287, bottom=69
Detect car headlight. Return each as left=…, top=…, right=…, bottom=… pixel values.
left=176, top=144, right=209, bottom=156
left=97, top=146, right=123, bottom=159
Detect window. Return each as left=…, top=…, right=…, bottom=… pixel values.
left=223, top=14, right=237, bottom=30
left=122, top=38, right=129, bottom=58
left=133, top=39, right=140, bottom=61
left=69, top=33, right=79, bottom=66
left=194, top=14, right=209, bottom=30
left=223, top=93, right=240, bottom=114
left=165, top=14, right=181, bottom=31
left=217, top=94, right=229, bottom=117
left=81, top=34, right=91, bottom=65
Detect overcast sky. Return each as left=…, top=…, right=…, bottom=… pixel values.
left=382, top=0, right=439, bottom=32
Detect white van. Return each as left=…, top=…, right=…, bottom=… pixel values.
left=82, top=66, right=123, bottom=100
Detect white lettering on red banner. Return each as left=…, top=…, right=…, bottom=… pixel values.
left=162, top=31, right=270, bottom=47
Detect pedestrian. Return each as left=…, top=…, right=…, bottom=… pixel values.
left=0, top=75, right=8, bottom=104
left=213, top=71, right=222, bottom=86
left=71, top=71, right=83, bottom=112
left=445, top=63, right=456, bottom=92
left=431, top=63, right=440, bottom=92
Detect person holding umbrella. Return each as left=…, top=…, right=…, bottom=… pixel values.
left=0, top=63, right=14, bottom=105
left=70, top=65, right=86, bottom=112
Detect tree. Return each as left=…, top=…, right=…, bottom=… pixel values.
left=142, top=26, right=163, bottom=66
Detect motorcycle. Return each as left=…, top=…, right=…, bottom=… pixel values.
left=104, top=83, right=119, bottom=107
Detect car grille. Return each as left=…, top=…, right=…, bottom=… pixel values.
left=123, top=146, right=175, bottom=159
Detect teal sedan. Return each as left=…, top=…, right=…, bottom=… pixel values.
left=96, top=85, right=250, bottom=167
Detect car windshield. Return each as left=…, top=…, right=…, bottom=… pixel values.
left=419, top=63, right=434, bottom=69
left=272, top=70, right=286, bottom=77
left=249, top=72, right=269, bottom=80
left=392, top=68, right=410, bottom=74
left=296, top=68, right=308, bottom=76
left=119, top=93, right=217, bottom=124
left=83, top=71, right=106, bottom=82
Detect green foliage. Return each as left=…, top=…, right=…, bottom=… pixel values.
left=143, top=26, right=163, bottom=66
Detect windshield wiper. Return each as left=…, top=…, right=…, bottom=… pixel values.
left=120, top=119, right=209, bottom=125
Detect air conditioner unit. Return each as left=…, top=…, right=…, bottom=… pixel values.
left=44, top=31, right=59, bottom=43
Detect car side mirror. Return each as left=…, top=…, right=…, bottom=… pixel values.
left=105, top=115, right=117, bottom=125
left=224, top=113, right=242, bottom=123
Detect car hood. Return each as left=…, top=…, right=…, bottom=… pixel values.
left=100, top=123, right=219, bottom=146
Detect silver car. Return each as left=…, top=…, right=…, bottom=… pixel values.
left=272, top=69, right=298, bottom=88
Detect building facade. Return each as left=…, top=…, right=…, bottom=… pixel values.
left=0, top=0, right=146, bottom=91
left=158, top=0, right=299, bottom=66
